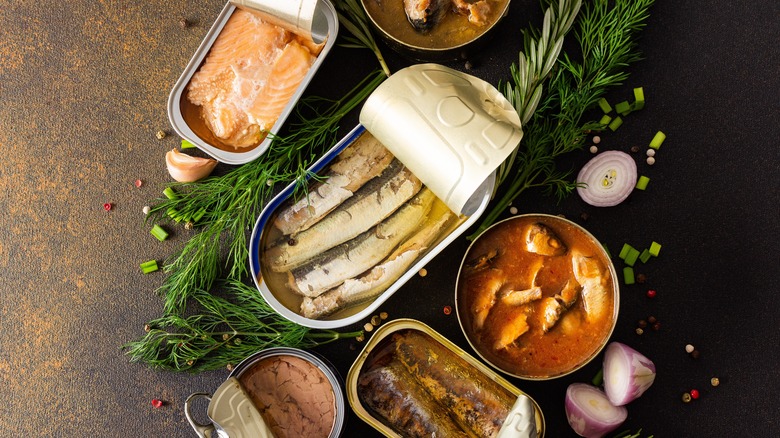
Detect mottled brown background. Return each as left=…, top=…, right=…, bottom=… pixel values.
left=1, top=0, right=778, bottom=437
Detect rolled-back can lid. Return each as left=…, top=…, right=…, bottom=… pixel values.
left=207, top=377, right=276, bottom=438
left=230, top=0, right=328, bottom=43
left=359, top=63, right=523, bottom=216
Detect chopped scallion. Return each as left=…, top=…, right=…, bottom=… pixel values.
left=599, top=114, right=613, bottom=127
left=140, top=260, right=159, bottom=274
left=163, top=187, right=178, bottom=200
left=633, top=87, right=645, bottom=110
left=598, top=97, right=613, bottom=114
left=639, top=248, right=652, bottom=264
left=602, top=244, right=611, bottom=259
left=619, top=243, right=634, bottom=260
left=649, top=131, right=666, bottom=149
left=649, top=241, right=662, bottom=257
left=181, top=139, right=196, bottom=149
left=615, top=100, right=632, bottom=116
left=167, top=208, right=182, bottom=223
left=608, top=116, right=623, bottom=131
left=624, top=247, right=641, bottom=266
left=592, top=368, right=604, bottom=386
left=635, top=175, right=650, bottom=190
left=151, top=224, right=169, bottom=242
left=623, top=266, right=635, bottom=285
left=192, top=207, right=207, bottom=223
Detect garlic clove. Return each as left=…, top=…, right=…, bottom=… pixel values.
left=165, top=148, right=218, bottom=182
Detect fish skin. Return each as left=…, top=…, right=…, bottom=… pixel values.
left=300, top=208, right=455, bottom=319
left=451, top=0, right=491, bottom=25
left=540, top=279, right=581, bottom=332
left=272, top=133, right=394, bottom=235
left=524, top=223, right=567, bottom=256
left=469, top=268, right=504, bottom=331
left=266, top=160, right=421, bottom=272
left=572, top=251, right=610, bottom=322
left=287, top=189, right=436, bottom=297
left=500, top=286, right=542, bottom=306
left=494, top=310, right=530, bottom=351
left=404, top=0, right=451, bottom=32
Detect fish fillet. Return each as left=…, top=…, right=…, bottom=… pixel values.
left=186, top=8, right=319, bottom=148
left=265, top=160, right=421, bottom=272
left=572, top=251, right=610, bottom=322
left=287, top=189, right=436, bottom=297
left=300, top=207, right=455, bottom=318
left=272, top=133, right=395, bottom=235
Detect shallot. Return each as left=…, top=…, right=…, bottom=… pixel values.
left=603, top=342, right=656, bottom=406
left=565, top=383, right=627, bottom=438
left=576, top=151, right=637, bottom=207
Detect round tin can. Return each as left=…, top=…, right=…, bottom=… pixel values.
left=185, top=347, right=345, bottom=438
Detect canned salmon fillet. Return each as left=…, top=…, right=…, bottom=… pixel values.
left=186, top=8, right=323, bottom=149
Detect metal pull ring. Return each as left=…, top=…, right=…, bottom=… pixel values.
left=184, top=392, right=215, bottom=438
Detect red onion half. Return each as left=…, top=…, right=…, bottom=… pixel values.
left=576, top=151, right=637, bottom=207
left=565, top=383, right=627, bottom=438
left=603, top=342, right=657, bottom=406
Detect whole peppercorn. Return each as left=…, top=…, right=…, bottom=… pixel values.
left=711, top=377, right=720, bottom=387
left=636, top=273, right=647, bottom=284
left=690, top=389, right=700, bottom=399
left=690, top=349, right=700, bottom=359
left=652, top=322, right=661, bottom=331
left=647, top=315, right=657, bottom=324
left=682, top=392, right=692, bottom=403
left=638, top=319, right=648, bottom=329
left=631, top=145, right=641, bottom=153
left=179, top=18, right=189, bottom=28
left=635, top=328, right=644, bottom=335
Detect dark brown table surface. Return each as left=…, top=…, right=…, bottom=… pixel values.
left=2, top=1, right=778, bottom=436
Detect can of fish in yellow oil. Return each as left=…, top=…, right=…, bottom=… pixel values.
left=167, top=0, right=339, bottom=165
left=346, top=318, right=546, bottom=437
left=185, top=347, right=345, bottom=438
left=249, top=64, right=523, bottom=330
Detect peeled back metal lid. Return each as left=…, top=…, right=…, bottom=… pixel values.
left=359, top=63, right=523, bottom=216
left=230, top=0, right=328, bottom=43
left=207, top=377, right=276, bottom=438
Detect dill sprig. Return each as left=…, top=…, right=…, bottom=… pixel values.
left=470, top=0, right=655, bottom=240
left=123, top=281, right=362, bottom=373
left=151, top=70, right=387, bottom=316
left=332, top=0, right=391, bottom=77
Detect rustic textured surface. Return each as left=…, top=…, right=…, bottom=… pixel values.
left=1, top=0, right=778, bottom=437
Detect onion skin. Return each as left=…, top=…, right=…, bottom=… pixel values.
left=603, top=341, right=657, bottom=406
left=565, top=383, right=627, bottom=438
left=165, top=148, right=217, bottom=182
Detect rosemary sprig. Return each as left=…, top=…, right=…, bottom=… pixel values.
left=495, top=0, right=582, bottom=187
left=152, top=70, right=387, bottom=316
left=124, top=281, right=362, bottom=373
left=332, top=0, right=391, bottom=77
left=470, top=0, right=654, bottom=240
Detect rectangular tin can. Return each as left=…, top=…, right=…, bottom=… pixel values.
left=346, top=318, right=546, bottom=436
left=167, top=0, right=339, bottom=165
left=249, top=124, right=495, bottom=329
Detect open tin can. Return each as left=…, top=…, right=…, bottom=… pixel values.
left=346, top=319, right=545, bottom=436
left=249, top=64, right=523, bottom=329
left=185, top=347, right=345, bottom=438
left=167, top=0, right=339, bottom=164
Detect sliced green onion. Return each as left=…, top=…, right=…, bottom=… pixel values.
left=167, top=208, right=182, bottom=223
left=181, top=139, right=196, bottom=149
left=623, top=267, right=635, bottom=285
left=618, top=243, right=634, bottom=260
left=599, top=114, right=613, bottom=127
left=635, top=175, right=650, bottom=190
left=140, top=260, right=159, bottom=274
left=633, top=87, right=645, bottom=110
left=639, top=248, right=652, bottom=264
left=624, top=247, right=641, bottom=266
left=598, top=97, right=613, bottom=114
left=649, top=241, right=662, bottom=257
left=649, top=131, right=666, bottom=149
left=163, top=187, right=178, bottom=200
left=602, top=244, right=612, bottom=259
left=192, top=207, right=207, bottom=223
left=608, top=117, right=623, bottom=131
left=615, top=101, right=632, bottom=116
left=151, top=224, right=169, bottom=242
left=592, top=368, right=604, bottom=386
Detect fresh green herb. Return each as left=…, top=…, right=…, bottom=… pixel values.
left=150, top=225, right=169, bottom=242
left=636, top=175, right=650, bottom=190
left=610, top=429, right=654, bottom=438
left=123, top=281, right=362, bottom=372
left=649, top=131, right=666, bottom=149
left=495, top=0, right=582, bottom=187
left=140, top=260, right=159, bottom=274
left=332, top=0, right=391, bottom=77
left=471, top=0, right=655, bottom=240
